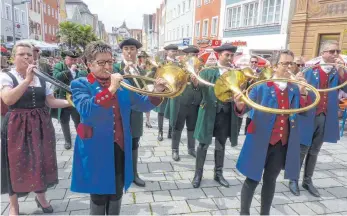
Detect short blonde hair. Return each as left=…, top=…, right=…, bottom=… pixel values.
left=320, top=40, right=339, bottom=53
left=12, top=42, right=33, bottom=57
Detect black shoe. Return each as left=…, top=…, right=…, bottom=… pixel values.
left=188, top=149, right=196, bottom=158
left=289, top=180, right=300, bottom=196
left=214, top=148, right=229, bottom=187
left=302, top=180, right=320, bottom=197
left=64, top=142, right=72, bottom=150
left=172, top=149, right=180, bottom=161
left=192, top=144, right=207, bottom=188
left=133, top=149, right=146, bottom=187
left=157, top=131, right=163, bottom=141
left=146, top=122, right=152, bottom=128
left=214, top=173, right=229, bottom=188
left=35, top=197, right=53, bottom=213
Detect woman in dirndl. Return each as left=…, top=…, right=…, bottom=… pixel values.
left=0, top=42, right=71, bottom=215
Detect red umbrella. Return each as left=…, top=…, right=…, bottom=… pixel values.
left=233, top=54, right=269, bottom=67
left=1, top=46, right=8, bottom=53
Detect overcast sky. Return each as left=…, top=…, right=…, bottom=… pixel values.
left=82, top=0, right=162, bottom=32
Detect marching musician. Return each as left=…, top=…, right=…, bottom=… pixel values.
left=70, top=41, right=166, bottom=215
left=113, top=38, right=147, bottom=187
left=292, top=56, right=305, bottom=75
left=192, top=44, right=241, bottom=188
left=138, top=51, right=153, bottom=128
left=154, top=44, right=179, bottom=141
left=288, top=40, right=347, bottom=197
left=53, top=50, right=88, bottom=150
left=234, top=50, right=309, bottom=215
left=164, top=45, right=202, bottom=161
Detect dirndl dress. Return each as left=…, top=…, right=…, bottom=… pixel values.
left=1, top=72, right=58, bottom=196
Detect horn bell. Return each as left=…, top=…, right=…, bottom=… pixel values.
left=214, top=70, right=248, bottom=102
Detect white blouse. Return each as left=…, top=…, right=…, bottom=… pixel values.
left=0, top=68, right=53, bottom=96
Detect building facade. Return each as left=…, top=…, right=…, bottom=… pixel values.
left=1, top=0, right=29, bottom=43
left=289, top=0, right=347, bottom=59
left=165, top=0, right=195, bottom=49
left=193, top=0, right=222, bottom=52
left=28, top=0, right=43, bottom=41
left=42, top=0, right=59, bottom=43
left=65, top=0, right=94, bottom=27
left=158, top=1, right=166, bottom=51
left=221, top=0, right=295, bottom=59
left=129, top=29, right=142, bottom=43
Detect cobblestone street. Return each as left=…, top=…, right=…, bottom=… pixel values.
left=1, top=111, right=347, bottom=215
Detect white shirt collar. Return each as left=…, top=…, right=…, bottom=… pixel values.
left=166, top=56, right=176, bottom=62
left=319, top=59, right=333, bottom=74
left=123, top=59, right=138, bottom=68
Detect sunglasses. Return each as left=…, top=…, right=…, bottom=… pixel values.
left=295, top=63, right=305, bottom=67
left=324, top=49, right=341, bottom=55
left=279, top=62, right=293, bottom=66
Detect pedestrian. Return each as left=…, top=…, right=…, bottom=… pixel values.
left=70, top=41, right=167, bottom=215
left=1, top=42, right=71, bottom=215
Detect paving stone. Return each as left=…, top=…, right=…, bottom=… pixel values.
left=58, top=168, right=72, bottom=180
left=287, top=203, right=316, bottom=215
left=153, top=190, right=173, bottom=202
left=50, top=199, right=69, bottom=213
left=128, top=181, right=161, bottom=192
left=122, top=192, right=135, bottom=205
left=64, top=190, right=89, bottom=199
left=262, top=204, right=298, bottom=215
left=202, top=187, right=224, bottom=198
left=211, top=209, right=239, bottom=215
left=181, top=212, right=212, bottom=215
left=325, top=186, right=347, bottom=198
left=26, top=189, right=67, bottom=201
left=320, top=198, right=347, bottom=213
left=218, top=185, right=243, bottom=197
left=18, top=201, right=42, bottom=215
left=55, top=179, right=71, bottom=189
left=313, top=178, right=343, bottom=188
left=151, top=200, right=191, bottom=215
left=213, top=197, right=240, bottom=210
left=137, top=163, right=149, bottom=173
left=171, top=188, right=206, bottom=201
left=187, top=198, right=219, bottom=212
left=283, top=191, right=321, bottom=202
left=329, top=169, right=347, bottom=177
left=70, top=209, right=90, bottom=215
left=304, top=201, right=333, bottom=214
left=141, top=172, right=167, bottom=181
left=148, top=162, right=173, bottom=172
left=266, top=193, right=293, bottom=205
left=134, top=191, right=154, bottom=204
left=121, top=203, right=151, bottom=215
left=175, top=179, right=193, bottom=189
left=66, top=197, right=90, bottom=211
left=159, top=180, right=178, bottom=190
left=1, top=203, right=8, bottom=215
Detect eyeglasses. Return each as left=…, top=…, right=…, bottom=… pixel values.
left=294, top=63, right=305, bottom=67
left=250, top=61, right=258, bottom=63
left=324, top=49, right=341, bottom=55
left=94, top=60, right=114, bottom=66
left=279, top=62, right=293, bottom=66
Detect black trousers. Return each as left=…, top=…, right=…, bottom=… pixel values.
left=240, top=142, right=288, bottom=215
left=300, top=114, right=326, bottom=156
left=244, top=117, right=252, bottom=134
left=212, top=110, right=231, bottom=148
left=132, top=137, right=140, bottom=150
left=174, top=104, right=199, bottom=131
left=60, top=107, right=80, bottom=128
left=90, top=144, right=124, bottom=204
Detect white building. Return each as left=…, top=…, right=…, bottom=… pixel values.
left=220, top=0, right=295, bottom=59
left=164, top=0, right=195, bottom=49
left=65, top=0, right=94, bottom=27
left=1, top=0, right=29, bottom=43
left=28, top=0, right=43, bottom=41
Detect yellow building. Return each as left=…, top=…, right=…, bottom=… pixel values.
left=59, top=0, right=68, bottom=22
left=289, top=0, right=347, bottom=59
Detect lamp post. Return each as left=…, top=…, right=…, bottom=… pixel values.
left=11, top=0, right=30, bottom=44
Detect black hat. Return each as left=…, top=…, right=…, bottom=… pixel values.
left=119, top=38, right=142, bottom=49
left=213, top=44, right=237, bottom=53
left=164, top=44, right=178, bottom=51
left=138, top=51, right=149, bottom=58
left=62, top=49, right=80, bottom=58
left=183, top=45, right=199, bottom=54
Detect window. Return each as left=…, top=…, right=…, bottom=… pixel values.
left=211, top=16, right=218, bottom=36
left=49, top=25, right=51, bottom=34
left=202, top=19, right=209, bottom=37
left=197, top=0, right=202, bottom=7
left=174, top=8, right=176, bottom=18
left=33, top=0, right=36, bottom=12
left=182, top=26, right=184, bottom=38
left=226, top=6, right=241, bottom=29
left=173, top=29, right=176, bottom=40
left=52, top=8, right=54, bottom=17
left=178, top=5, right=180, bottom=15
left=45, top=23, right=47, bottom=33
left=14, top=8, right=19, bottom=22
left=37, top=2, right=40, bottom=13
left=317, top=34, right=340, bottom=55
left=30, top=0, right=33, bottom=9
left=182, top=1, right=186, bottom=13
left=204, top=0, right=211, bottom=4
left=195, top=21, right=200, bottom=37
left=43, top=3, right=46, bottom=13
left=186, top=25, right=189, bottom=37
left=188, top=0, right=191, bottom=10
left=244, top=2, right=259, bottom=27
left=21, top=11, right=25, bottom=24
left=5, top=4, right=11, bottom=20
left=262, top=0, right=282, bottom=24
left=47, top=5, right=50, bottom=16
left=177, top=27, right=180, bottom=39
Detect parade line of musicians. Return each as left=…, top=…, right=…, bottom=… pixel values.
left=0, top=38, right=346, bottom=216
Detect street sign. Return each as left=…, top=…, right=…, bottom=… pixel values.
left=182, top=38, right=190, bottom=46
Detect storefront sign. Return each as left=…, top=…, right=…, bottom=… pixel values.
left=230, top=40, right=247, bottom=47
left=211, top=39, right=222, bottom=47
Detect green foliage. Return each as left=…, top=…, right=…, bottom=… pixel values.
left=57, top=21, right=99, bottom=51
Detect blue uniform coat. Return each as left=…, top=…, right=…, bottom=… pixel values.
left=236, top=83, right=302, bottom=182
left=298, top=67, right=347, bottom=145
left=70, top=78, right=157, bottom=194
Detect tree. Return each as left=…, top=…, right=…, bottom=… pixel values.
left=57, top=21, right=98, bottom=52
